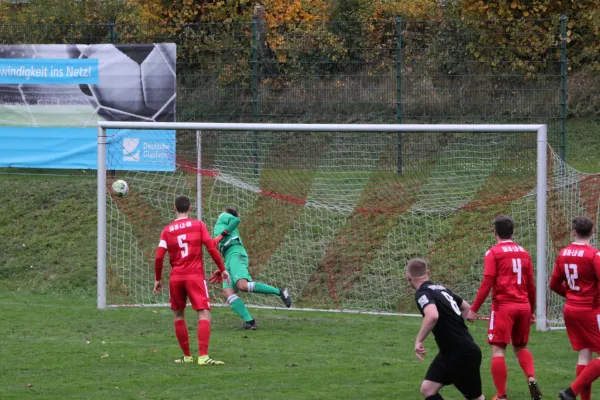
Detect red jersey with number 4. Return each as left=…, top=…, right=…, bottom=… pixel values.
left=158, top=217, right=214, bottom=281
left=551, top=243, right=600, bottom=308
left=484, top=240, right=534, bottom=311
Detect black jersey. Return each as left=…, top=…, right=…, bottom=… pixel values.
left=415, top=280, right=477, bottom=355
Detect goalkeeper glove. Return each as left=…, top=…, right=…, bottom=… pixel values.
left=209, top=270, right=230, bottom=285
left=213, top=230, right=229, bottom=245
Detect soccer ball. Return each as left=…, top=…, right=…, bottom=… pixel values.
left=111, top=180, right=129, bottom=197
left=66, top=43, right=176, bottom=122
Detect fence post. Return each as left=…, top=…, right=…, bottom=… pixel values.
left=109, top=19, right=116, bottom=43
left=560, top=14, right=567, bottom=162
left=251, top=16, right=260, bottom=176
left=396, top=16, right=403, bottom=174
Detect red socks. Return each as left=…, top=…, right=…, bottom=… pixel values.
left=198, top=319, right=211, bottom=357
left=174, top=319, right=191, bottom=357
left=517, top=349, right=536, bottom=379
left=491, top=356, right=508, bottom=397
left=574, top=363, right=596, bottom=399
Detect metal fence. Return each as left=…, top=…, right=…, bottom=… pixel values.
left=0, top=18, right=566, bottom=175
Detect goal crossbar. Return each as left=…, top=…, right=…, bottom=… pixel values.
left=97, top=122, right=548, bottom=331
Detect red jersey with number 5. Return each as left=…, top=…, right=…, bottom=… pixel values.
left=484, top=240, right=534, bottom=311
left=158, top=217, right=214, bottom=281
left=551, top=243, right=600, bottom=308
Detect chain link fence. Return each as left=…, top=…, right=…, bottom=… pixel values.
left=0, top=18, right=566, bottom=175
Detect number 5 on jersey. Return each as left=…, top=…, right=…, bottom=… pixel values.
left=177, top=234, right=188, bottom=258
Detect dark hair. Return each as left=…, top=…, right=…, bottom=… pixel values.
left=572, top=216, right=594, bottom=238
left=226, top=207, right=239, bottom=217
left=494, top=215, right=514, bottom=239
left=406, top=258, right=428, bottom=278
left=175, top=195, right=191, bottom=213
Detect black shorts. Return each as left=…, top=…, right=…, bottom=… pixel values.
left=425, top=346, right=482, bottom=399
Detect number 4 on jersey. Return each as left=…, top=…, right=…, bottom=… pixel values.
left=512, top=258, right=522, bottom=284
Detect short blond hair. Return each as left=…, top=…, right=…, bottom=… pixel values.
left=406, top=258, right=428, bottom=278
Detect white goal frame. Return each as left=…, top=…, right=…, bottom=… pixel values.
left=97, top=122, right=548, bottom=331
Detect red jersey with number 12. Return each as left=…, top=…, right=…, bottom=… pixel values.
left=484, top=240, right=534, bottom=311
left=552, top=243, right=600, bottom=308
left=158, top=217, right=214, bottom=281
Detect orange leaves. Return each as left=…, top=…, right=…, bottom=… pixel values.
left=263, top=0, right=328, bottom=23
left=460, top=0, right=600, bottom=72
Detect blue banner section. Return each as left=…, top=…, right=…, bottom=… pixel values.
left=0, top=127, right=175, bottom=171
left=0, top=58, right=99, bottom=84
left=108, top=129, right=176, bottom=171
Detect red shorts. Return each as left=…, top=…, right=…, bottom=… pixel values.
left=169, top=279, right=211, bottom=311
left=564, top=305, right=600, bottom=353
left=488, top=309, right=531, bottom=347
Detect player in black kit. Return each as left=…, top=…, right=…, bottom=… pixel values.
left=407, top=258, right=485, bottom=400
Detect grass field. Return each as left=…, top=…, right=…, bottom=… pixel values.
left=0, top=105, right=99, bottom=127
left=0, top=291, right=577, bottom=400
left=0, top=118, right=599, bottom=398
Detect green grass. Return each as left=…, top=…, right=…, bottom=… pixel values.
left=566, top=119, right=600, bottom=173
left=0, top=119, right=599, bottom=398
left=0, top=105, right=99, bottom=127
left=0, top=291, right=579, bottom=400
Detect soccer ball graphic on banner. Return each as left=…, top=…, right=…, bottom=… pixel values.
left=111, top=180, right=129, bottom=197
left=66, top=43, right=176, bottom=122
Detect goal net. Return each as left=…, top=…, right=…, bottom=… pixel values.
left=97, top=123, right=600, bottom=330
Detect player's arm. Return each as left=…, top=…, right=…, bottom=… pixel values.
left=200, top=223, right=230, bottom=284
left=415, top=303, right=438, bottom=361
left=213, top=213, right=241, bottom=244
left=592, top=251, right=600, bottom=282
left=468, top=251, right=496, bottom=319
left=153, top=232, right=168, bottom=294
left=458, top=297, right=471, bottom=320
left=414, top=292, right=437, bottom=360
left=549, top=258, right=567, bottom=297
left=525, top=255, right=536, bottom=312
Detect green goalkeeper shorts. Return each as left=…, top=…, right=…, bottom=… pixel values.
left=222, top=246, right=253, bottom=289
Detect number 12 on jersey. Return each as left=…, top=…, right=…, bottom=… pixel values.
left=565, top=264, right=580, bottom=291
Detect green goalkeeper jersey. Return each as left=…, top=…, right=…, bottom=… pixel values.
left=213, top=212, right=242, bottom=254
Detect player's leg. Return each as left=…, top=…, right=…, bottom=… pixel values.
left=559, top=306, right=600, bottom=399
left=511, top=310, right=541, bottom=399
left=222, top=257, right=256, bottom=329
left=169, top=280, right=193, bottom=363
left=451, top=345, right=485, bottom=400
left=488, top=311, right=510, bottom=400
left=421, top=353, right=452, bottom=399
left=187, top=280, right=224, bottom=366
left=229, top=249, right=292, bottom=307
left=560, top=354, right=600, bottom=400
left=420, top=380, right=444, bottom=399
left=222, top=286, right=256, bottom=330
left=574, top=349, right=593, bottom=400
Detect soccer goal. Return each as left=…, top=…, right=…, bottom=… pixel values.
left=97, top=122, right=600, bottom=331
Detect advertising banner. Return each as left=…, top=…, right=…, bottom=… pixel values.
left=0, top=44, right=176, bottom=171
left=0, top=127, right=175, bottom=171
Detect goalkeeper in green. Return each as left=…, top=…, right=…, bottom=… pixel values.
left=212, top=207, right=292, bottom=330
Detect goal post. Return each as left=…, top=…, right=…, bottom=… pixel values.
left=97, top=122, right=554, bottom=331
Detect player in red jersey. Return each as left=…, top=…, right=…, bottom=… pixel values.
left=154, top=195, right=230, bottom=366
left=467, top=216, right=541, bottom=400
left=550, top=216, right=600, bottom=400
